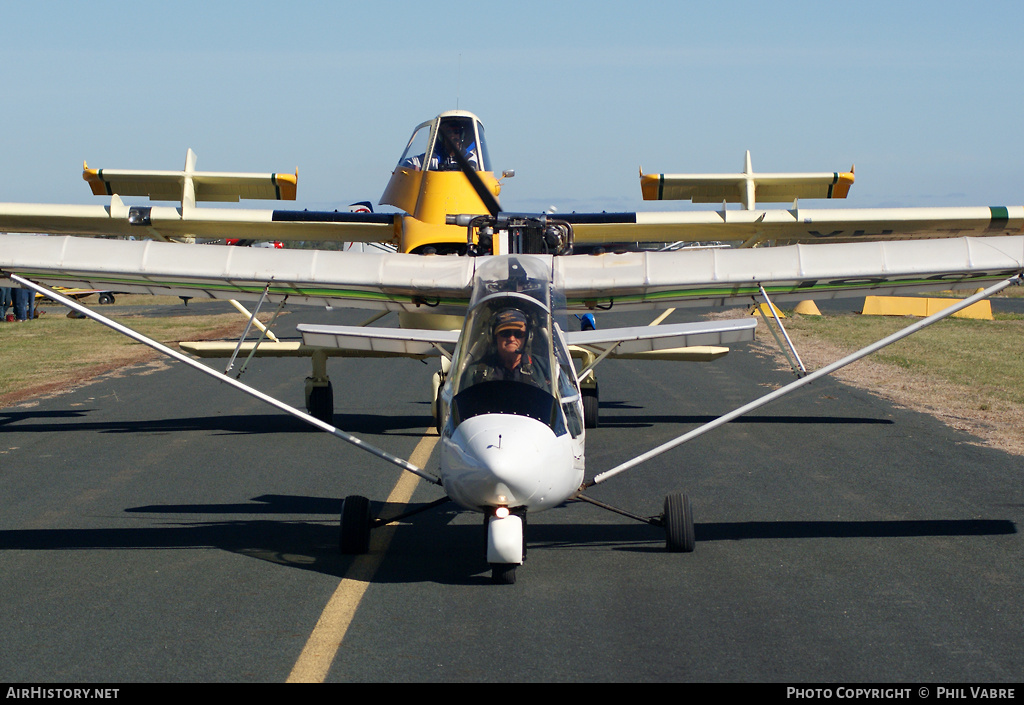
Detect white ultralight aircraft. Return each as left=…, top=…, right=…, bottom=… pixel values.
left=1, top=111, right=1023, bottom=583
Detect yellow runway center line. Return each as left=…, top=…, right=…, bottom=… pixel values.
left=286, top=432, right=440, bottom=683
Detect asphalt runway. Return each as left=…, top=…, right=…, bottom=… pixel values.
left=0, top=302, right=1021, bottom=683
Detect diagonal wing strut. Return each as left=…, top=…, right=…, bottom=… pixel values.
left=583, top=275, right=1021, bottom=489
left=6, top=273, right=442, bottom=486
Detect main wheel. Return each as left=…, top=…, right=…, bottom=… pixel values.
left=490, top=563, right=517, bottom=585
left=582, top=382, right=599, bottom=429
left=664, top=493, right=695, bottom=553
left=431, top=371, right=444, bottom=435
left=306, top=383, right=334, bottom=424
left=339, top=495, right=371, bottom=554
left=98, top=293, right=115, bottom=305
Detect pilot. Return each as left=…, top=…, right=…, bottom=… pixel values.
left=473, top=308, right=538, bottom=384
left=434, top=122, right=479, bottom=171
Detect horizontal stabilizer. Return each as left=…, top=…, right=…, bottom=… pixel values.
left=296, top=324, right=460, bottom=355
left=83, top=148, right=297, bottom=203
left=565, top=318, right=757, bottom=352
left=569, top=345, right=731, bottom=362
left=179, top=340, right=444, bottom=360
left=641, top=151, right=854, bottom=209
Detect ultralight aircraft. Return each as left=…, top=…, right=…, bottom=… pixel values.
left=1, top=110, right=1022, bottom=583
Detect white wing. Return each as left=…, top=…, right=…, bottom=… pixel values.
left=0, top=234, right=473, bottom=311
left=2, top=234, right=1022, bottom=312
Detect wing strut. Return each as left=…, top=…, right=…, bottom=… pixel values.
left=758, top=284, right=806, bottom=376
left=226, top=282, right=272, bottom=375
left=6, top=274, right=442, bottom=486
left=232, top=293, right=289, bottom=380
left=584, top=275, right=1021, bottom=489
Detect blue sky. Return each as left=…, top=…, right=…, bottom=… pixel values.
left=1, top=1, right=1021, bottom=214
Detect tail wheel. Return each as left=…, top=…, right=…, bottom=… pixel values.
left=339, top=495, right=371, bottom=554
left=664, top=493, right=695, bottom=553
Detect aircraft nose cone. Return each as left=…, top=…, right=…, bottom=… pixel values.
left=444, top=414, right=570, bottom=509
left=464, top=419, right=551, bottom=500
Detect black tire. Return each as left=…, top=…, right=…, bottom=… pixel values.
left=307, top=383, right=334, bottom=423
left=491, top=563, right=517, bottom=585
left=582, top=384, right=599, bottom=429
left=432, top=371, right=443, bottom=435
left=339, top=495, right=371, bottom=554
left=98, top=293, right=115, bottom=305
left=664, top=493, right=695, bottom=553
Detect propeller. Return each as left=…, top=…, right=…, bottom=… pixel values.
left=438, top=127, right=502, bottom=216
left=439, top=124, right=573, bottom=255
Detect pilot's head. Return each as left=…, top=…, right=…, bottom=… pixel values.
left=493, top=308, right=528, bottom=366
left=442, top=123, right=465, bottom=147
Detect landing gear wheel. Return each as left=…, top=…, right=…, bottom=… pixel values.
left=582, top=382, right=599, bottom=429
left=431, top=371, right=443, bottom=435
left=339, top=495, right=371, bottom=554
left=490, top=563, right=517, bottom=585
left=306, top=382, right=334, bottom=424
left=97, top=293, right=115, bottom=305
left=664, top=493, right=695, bottom=553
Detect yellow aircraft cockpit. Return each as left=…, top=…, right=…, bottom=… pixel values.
left=380, top=110, right=503, bottom=254
left=396, top=113, right=491, bottom=173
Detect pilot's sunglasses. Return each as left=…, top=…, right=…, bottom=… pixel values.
left=498, top=329, right=525, bottom=339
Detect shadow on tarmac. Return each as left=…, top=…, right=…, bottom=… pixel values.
left=0, top=493, right=1014, bottom=584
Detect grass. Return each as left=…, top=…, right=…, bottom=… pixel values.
left=0, top=296, right=263, bottom=402
left=779, top=310, right=1024, bottom=405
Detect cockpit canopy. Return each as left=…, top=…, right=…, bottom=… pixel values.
left=452, top=258, right=557, bottom=397
left=468, top=256, right=551, bottom=311
left=443, top=256, right=585, bottom=439
left=397, top=111, right=491, bottom=173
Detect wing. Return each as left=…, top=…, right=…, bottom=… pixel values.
left=556, top=235, right=1024, bottom=310
left=0, top=199, right=398, bottom=243
left=565, top=206, right=1024, bottom=248
left=0, top=234, right=474, bottom=311
left=2, top=234, right=1022, bottom=314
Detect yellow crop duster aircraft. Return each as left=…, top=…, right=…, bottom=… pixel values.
left=1, top=110, right=1022, bottom=583
left=7, top=109, right=1006, bottom=254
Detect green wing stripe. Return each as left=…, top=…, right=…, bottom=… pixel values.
left=990, top=206, right=1010, bottom=229
left=18, top=271, right=467, bottom=307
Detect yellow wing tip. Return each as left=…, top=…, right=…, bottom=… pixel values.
left=275, top=171, right=299, bottom=200
left=640, top=172, right=662, bottom=200
left=82, top=161, right=108, bottom=195
left=832, top=168, right=855, bottom=199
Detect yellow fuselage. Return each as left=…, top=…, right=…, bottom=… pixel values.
left=381, top=167, right=502, bottom=254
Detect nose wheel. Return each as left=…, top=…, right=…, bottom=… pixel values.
left=490, top=563, right=517, bottom=584
left=486, top=510, right=525, bottom=584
